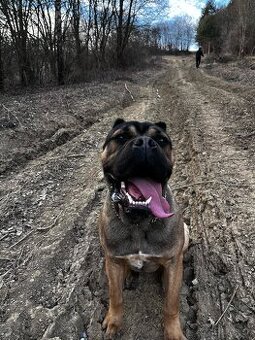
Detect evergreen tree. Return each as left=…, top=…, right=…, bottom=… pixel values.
left=196, top=1, right=220, bottom=54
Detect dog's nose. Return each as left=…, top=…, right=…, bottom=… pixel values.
left=133, top=137, right=144, bottom=147
left=133, top=137, right=157, bottom=149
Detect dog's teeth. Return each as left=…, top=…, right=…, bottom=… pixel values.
left=121, top=181, right=125, bottom=189
left=125, top=194, right=150, bottom=206
left=111, top=192, right=122, bottom=202
left=146, top=197, right=152, bottom=204
left=126, top=193, right=132, bottom=203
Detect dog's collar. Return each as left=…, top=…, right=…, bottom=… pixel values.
left=111, top=202, right=159, bottom=225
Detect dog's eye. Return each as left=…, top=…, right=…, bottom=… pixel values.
left=115, top=134, right=129, bottom=142
left=155, top=136, right=168, bottom=146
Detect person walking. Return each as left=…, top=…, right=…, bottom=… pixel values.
left=196, top=47, right=204, bottom=68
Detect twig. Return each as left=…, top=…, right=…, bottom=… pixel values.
left=0, top=257, right=12, bottom=261
left=156, top=89, right=161, bottom=98
left=9, top=230, right=34, bottom=250
left=36, top=211, right=62, bottom=231
left=0, top=268, right=12, bottom=280
left=66, top=153, right=87, bottom=159
left=0, top=248, right=32, bottom=282
left=214, top=285, right=239, bottom=326
left=2, top=104, right=23, bottom=128
left=173, top=180, right=215, bottom=191
left=237, top=131, right=255, bottom=138
left=0, top=280, right=8, bottom=297
left=42, top=154, right=87, bottom=162
left=0, top=234, right=9, bottom=242
left=2, top=104, right=10, bottom=113
left=9, top=211, right=62, bottom=248
left=15, top=247, right=25, bottom=266
left=124, top=83, right=135, bottom=101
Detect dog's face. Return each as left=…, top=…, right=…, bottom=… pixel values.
left=101, top=119, right=174, bottom=218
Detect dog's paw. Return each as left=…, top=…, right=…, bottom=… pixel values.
left=102, top=312, right=122, bottom=339
left=164, top=332, right=186, bottom=340
left=164, top=313, right=187, bottom=340
left=164, top=324, right=186, bottom=340
left=164, top=331, right=187, bottom=340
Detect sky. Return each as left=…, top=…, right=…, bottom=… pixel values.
left=168, top=0, right=231, bottom=21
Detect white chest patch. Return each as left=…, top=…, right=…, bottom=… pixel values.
left=116, top=251, right=161, bottom=270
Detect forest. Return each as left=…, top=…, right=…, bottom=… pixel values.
left=197, top=0, right=255, bottom=56
left=0, top=0, right=255, bottom=90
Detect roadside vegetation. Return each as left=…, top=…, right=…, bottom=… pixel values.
left=0, top=0, right=255, bottom=91
left=197, top=0, right=255, bottom=57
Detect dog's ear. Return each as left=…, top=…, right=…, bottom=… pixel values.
left=155, top=121, right=167, bottom=131
left=113, top=118, right=125, bottom=128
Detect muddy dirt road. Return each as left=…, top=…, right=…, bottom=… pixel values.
left=0, top=56, right=254, bottom=340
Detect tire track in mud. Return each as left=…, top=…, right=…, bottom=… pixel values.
left=158, top=57, right=255, bottom=340
left=0, top=115, right=112, bottom=339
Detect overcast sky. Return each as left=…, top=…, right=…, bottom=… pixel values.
left=169, top=0, right=231, bottom=21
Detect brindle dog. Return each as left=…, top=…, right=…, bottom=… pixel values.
left=99, top=119, right=189, bottom=340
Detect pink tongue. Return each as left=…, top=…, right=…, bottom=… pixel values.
left=127, top=178, right=174, bottom=218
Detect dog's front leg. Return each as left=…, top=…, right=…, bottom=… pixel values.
left=163, top=253, right=186, bottom=340
left=103, top=256, right=127, bottom=338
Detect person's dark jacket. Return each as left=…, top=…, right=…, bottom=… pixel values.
left=196, top=49, right=204, bottom=59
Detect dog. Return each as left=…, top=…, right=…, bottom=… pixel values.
left=99, top=118, right=189, bottom=340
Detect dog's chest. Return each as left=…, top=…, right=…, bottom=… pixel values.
left=106, top=217, right=177, bottom=266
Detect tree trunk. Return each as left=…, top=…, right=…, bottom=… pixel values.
left=73, top=0, right=81, bottom=63
left=116, top=0, right=124, bottom=66
left=18, top=0, right=33, bottom=86
left=0, top=35, right=4, bottom=91
left=207, top=42, right=211, bottom=54
left=115, top=0, right=135, bottom=67
left=55, top=0, right=64, bottom=85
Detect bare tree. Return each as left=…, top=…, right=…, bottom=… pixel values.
left=0, top=15, right=4, bottom=91
left=156, top=15, right=195, bottom=52
left=89, top=0, right=115, bottom=66
left=234, top=0, right=255, bottom=56
left=182, top=15, right=194, bottom=51
left=32, top=0, right=56, bottom=80
left=114, top=0, right=135, bottom=66
left=0, top=0, right=173, bottom=87
left=0, top=0, right=34, bottom=85
left=72, top=0, right=81, bottom=62
left=0, top=35, right=3, bottom=91
left=55, top=0, right=64, bottom=84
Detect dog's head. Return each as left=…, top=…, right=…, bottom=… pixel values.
left=101, top=119, right=174, bottom=219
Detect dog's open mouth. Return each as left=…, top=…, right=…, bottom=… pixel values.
left=113, top=178, right=174, bottom=219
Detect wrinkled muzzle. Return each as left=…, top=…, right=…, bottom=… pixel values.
left=107, top=136, right=173, bottom=219
left=110, top=136, right=172, bottom=183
